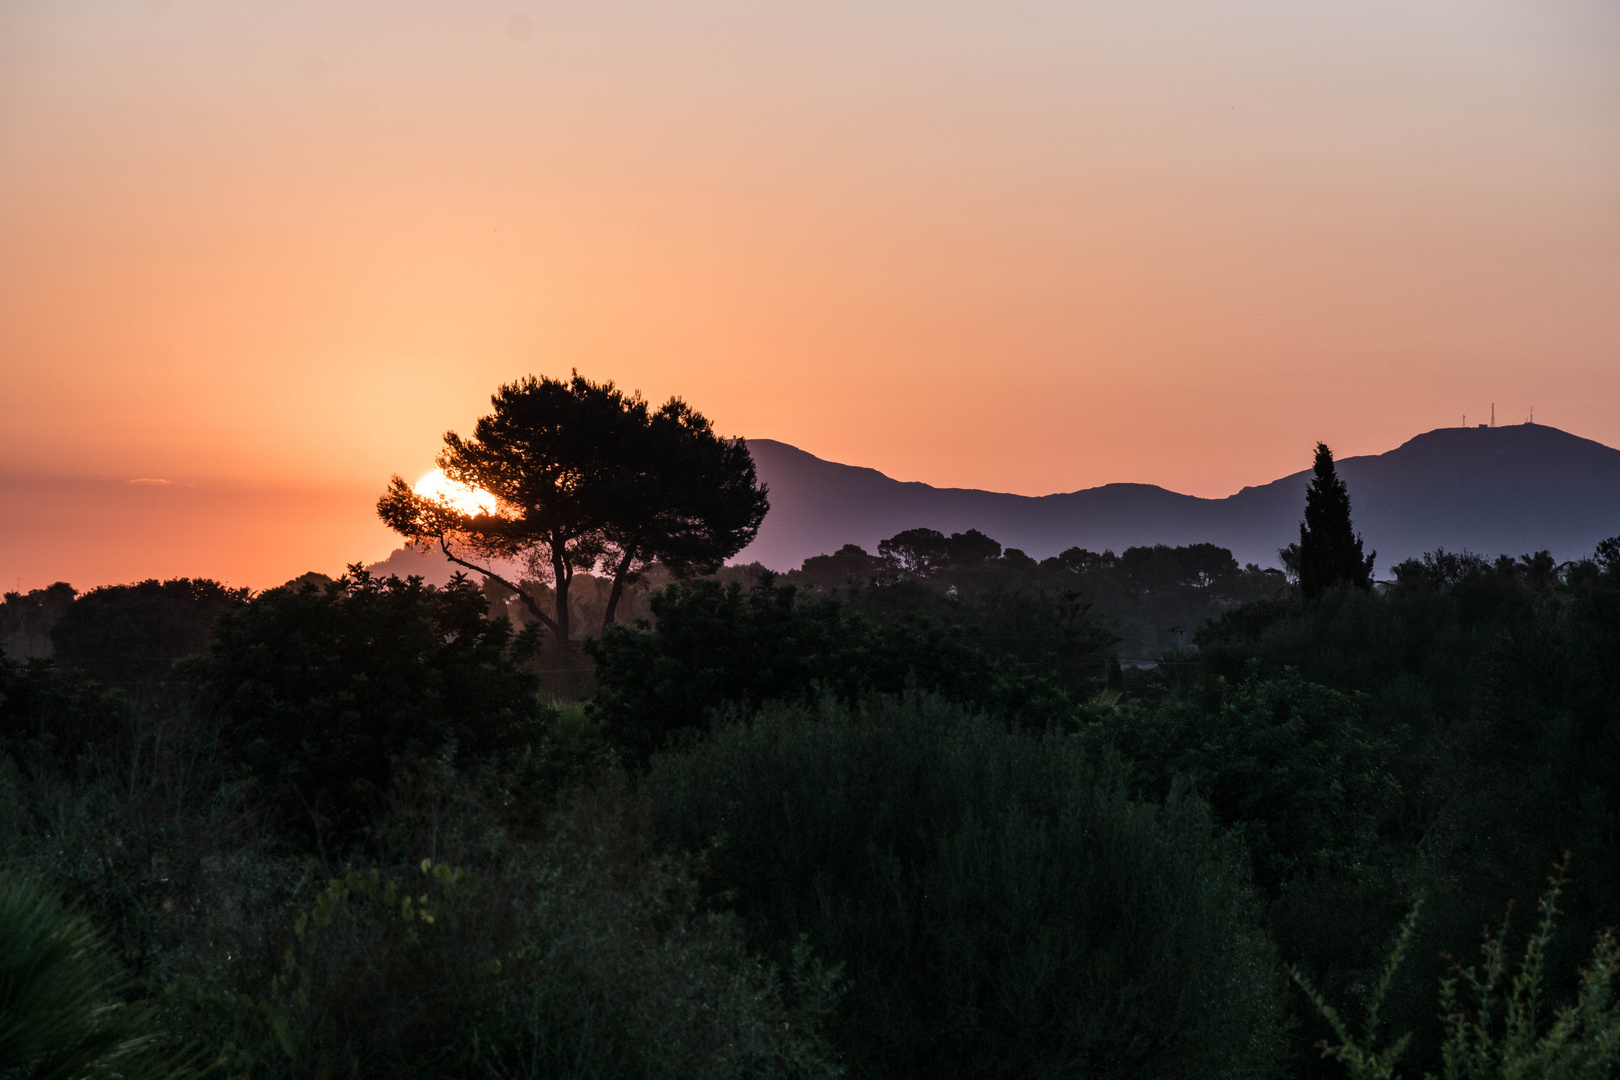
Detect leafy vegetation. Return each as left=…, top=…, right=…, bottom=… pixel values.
left=174, top=798, right=843, bottom=1080
left=0, top=871, right=181, bottom=1080
left=1296, top=864, right=1620, bottom=1080
left=586, top=571, right=1096, bottom=760
left=50, top=578, right=250, bottom=680
left=1078, top=667, right=1400, bottom=893
left=7, top=403, right=1620, bottom=1079
left=644, top=693, right=1287, bottom=1080
left=182, top=568, right=551, bottom=851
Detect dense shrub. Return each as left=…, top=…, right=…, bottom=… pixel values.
left=1081, top=668, right=1400, bottom=892
left=0, top=650, right=127, bottom=762
left=1080, top=663, right=1412, bottom=1058
left=9, top=534, right=1615, bottom=1080
left=1, top=674, right=842, bottom=1080
left=183, top=568, right=551, bottom=850
left=1186, top=554, right=1620, bottom=1075
left=645, top=693, right=1287, bottom=1080
left=175, top=780, right=844, bottom=1080
left=588, top=574, right=1074, bottom=761
left=51, top=577, right=249, bottom=685
left=1196, top=563, right=1620, bottom=908
left=0, top=581, right=76, bottom=659
left=0, top=679, right=277, bottom=994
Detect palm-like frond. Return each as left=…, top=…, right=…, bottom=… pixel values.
left=0, top=872, right=178, bottom=1080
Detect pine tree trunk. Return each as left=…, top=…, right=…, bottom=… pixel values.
left=552, top=547, right=575, bottom=699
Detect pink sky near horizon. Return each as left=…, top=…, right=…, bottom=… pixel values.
left=2, top=0, right=1618, bottom=591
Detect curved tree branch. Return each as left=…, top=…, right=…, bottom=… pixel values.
left=436, top=536, right=558, bottom=636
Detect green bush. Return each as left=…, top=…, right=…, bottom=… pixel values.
left=588, top=574, right=1072, bottom=762
left=0, top=870, right=180, bottom=1080
left=1296, top=863, right=1620, bottom=1079
left=50, top=578, right=248, bottom=688
left=0, top=651, right=127, bottom=764
left=1079, top=668, right=1400, bottom=893
left=177, top=785, right=843, bottom=1080
left=1191, top=563, right=1620, bottom=1074
left=183, top=568, right=551, bottom=849
left=644, top=693, right=1287, bottom=1080
left=0, top=653, right=292, bottom=1003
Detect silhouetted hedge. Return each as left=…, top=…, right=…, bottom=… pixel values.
left=51, top=577, right=248, bottom=684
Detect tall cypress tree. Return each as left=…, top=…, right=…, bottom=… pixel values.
left=1297, top=442, right=1375, bottom=598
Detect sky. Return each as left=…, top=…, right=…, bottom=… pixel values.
left=2, top=0, right=1617, bottom=590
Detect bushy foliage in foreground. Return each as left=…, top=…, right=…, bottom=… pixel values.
left=1178, top=551, right=1620, bottom=1075
left=644, top=693, right=1287, bottom=1080
left=9, top=533, right=1620, bottom=1080
left=1296, top=864, right=1620, bottom=1079
left=183, top=568, right=551, bottom=849
left=172, top=783, right=843, bottom=1080
left=0, top=686, right=843, bottom=1080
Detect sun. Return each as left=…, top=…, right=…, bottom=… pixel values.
left=413, top=469, right=499, bottom=516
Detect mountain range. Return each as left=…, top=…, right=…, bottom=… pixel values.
left=737, top=424, right=1620, bottom=573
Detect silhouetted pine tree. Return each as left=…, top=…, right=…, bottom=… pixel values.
left=1297, top=442, right=1374, bottom=598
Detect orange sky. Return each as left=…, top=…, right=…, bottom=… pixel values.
left=3, top=0, right=1618, bottom=591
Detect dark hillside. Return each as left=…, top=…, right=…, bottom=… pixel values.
left=740, top=424, right=1620, bottom=571
left=1220, top=424, right=1620, bottom=569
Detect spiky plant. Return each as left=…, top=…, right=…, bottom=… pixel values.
left=1295, top=859, right=1620, bottom=1080
left=0, top=871, right=177, bottom=1080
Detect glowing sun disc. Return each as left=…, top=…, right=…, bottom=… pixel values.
left=414, top=470, right=499, bottom=516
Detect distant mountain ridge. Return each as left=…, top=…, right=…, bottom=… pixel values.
left=739, top=424, right=1620, bottom=573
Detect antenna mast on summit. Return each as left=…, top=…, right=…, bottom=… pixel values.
left=1491, top=403, right=1495, bottom=428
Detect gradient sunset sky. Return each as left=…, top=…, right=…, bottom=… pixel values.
left=3, top=0, right=1617, bottom=590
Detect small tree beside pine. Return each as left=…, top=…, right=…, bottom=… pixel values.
left=1298, top=441, right=1375, bottom=598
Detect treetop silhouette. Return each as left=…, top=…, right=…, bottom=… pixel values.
left=1296, top=441, right=1375, bottom=598
left=377, top=372, right=768, bottom=690
left=877, top=527, right=1003, bottom=578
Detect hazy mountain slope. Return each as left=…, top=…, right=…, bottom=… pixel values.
left=1215, top=425, right=1620, bottom=571
left=737, top=441, right=1213, bottom=566
left=741, top=425, right=1620, bottom=571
